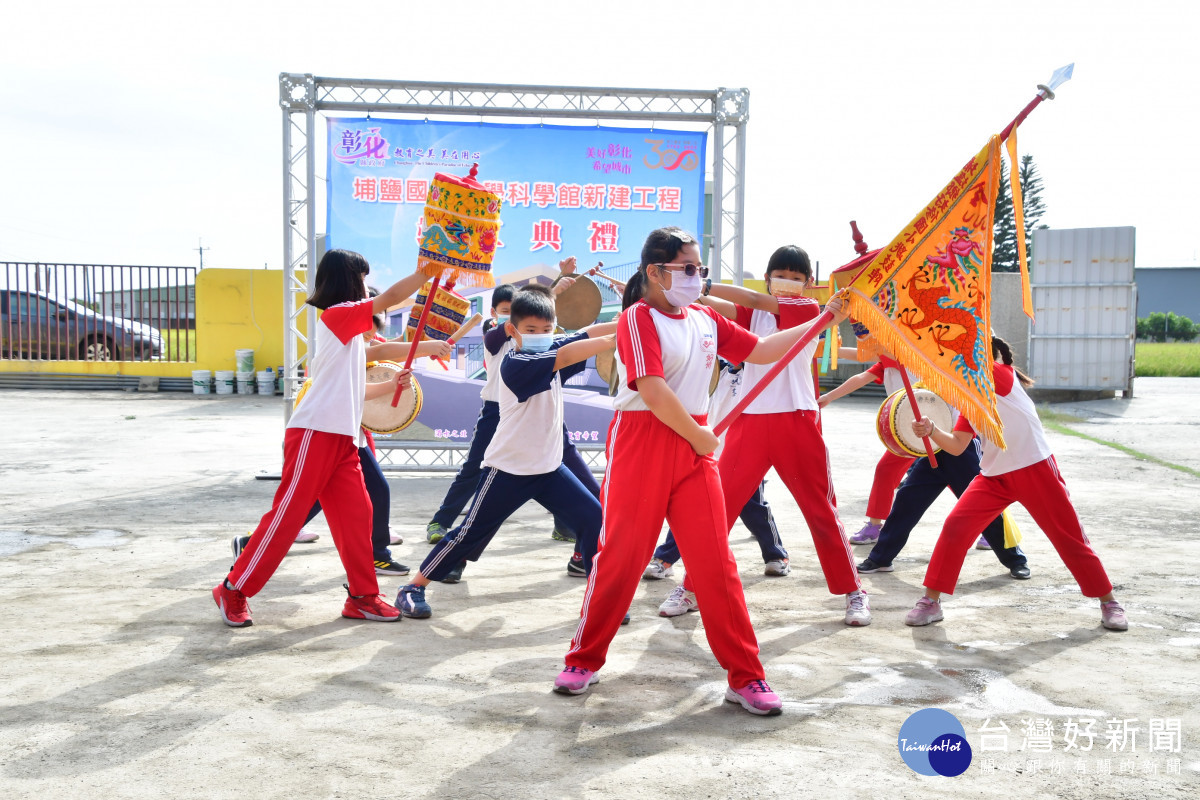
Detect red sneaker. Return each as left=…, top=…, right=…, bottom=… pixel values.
left=342, top=585, right=401, bottom=622
left=212, top=582, right=252, bottom=627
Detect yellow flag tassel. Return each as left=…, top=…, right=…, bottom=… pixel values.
left=1006, top=132, right=1035, bottom=320
left=1001, top=508, right=1023, bottom=549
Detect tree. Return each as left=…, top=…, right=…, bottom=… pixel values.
left=992, top=153, right=1049, bottom=272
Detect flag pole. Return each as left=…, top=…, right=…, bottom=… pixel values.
left=999, top=63, right=1073, bottom=140
left=391, top=271, right=444, bottom=407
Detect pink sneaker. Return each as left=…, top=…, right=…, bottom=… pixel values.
left=849, top=522, right=882, bottom=545
left=554, top=665, right=599, bottom=695
left=1101, top=600, right=1128, bottom=631
left=905, top=596, right=944, bottom=626
left=294, top=528, right=320, bottom=544
left=725, top=680, right=783, bottom=716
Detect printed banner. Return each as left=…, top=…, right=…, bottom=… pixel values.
left=326, top=119, right=707, bottom=287
left=833, top=137, right=1006, bottom=447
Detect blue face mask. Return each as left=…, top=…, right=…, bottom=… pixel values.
left=496, top=314, right=510, bottom=326
left=519, top=332, right=555, bottom=352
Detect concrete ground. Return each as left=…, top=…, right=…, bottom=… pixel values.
left=0, top=380, right=1197, bottom=799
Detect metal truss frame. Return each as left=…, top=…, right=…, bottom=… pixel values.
left=279, top=75, right=749, bottom=418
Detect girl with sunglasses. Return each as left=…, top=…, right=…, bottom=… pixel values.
left=554, top=227, right=846, bottom=715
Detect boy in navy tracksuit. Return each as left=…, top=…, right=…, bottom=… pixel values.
left=397, top=285, right=617, bottom=618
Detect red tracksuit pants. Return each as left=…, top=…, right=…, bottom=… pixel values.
left=565, top=411, right=765, bottom=688
left=682, top=410, right=860, bottom=595
left=925, top=456, right=1113, bottom=597
left=227, top=428, right=377, bottom=598
left=866, top=450, right=916, bottom=520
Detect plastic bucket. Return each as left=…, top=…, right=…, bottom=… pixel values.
left=191, top=369, right=212, bottom=395
left=235, top=349, right=255, bottom=373
left=214, top=370, right=236, bottom=395
left=236, top=371, right=256, bottom=394
left=257, top=370, right=276, bottom=395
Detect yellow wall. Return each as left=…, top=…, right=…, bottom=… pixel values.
left=0, top=269, right=307, bottom=377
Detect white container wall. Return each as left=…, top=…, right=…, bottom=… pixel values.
left=1029, top=227, right=1136, bottom=394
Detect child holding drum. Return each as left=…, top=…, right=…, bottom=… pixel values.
left=231, top=313, right=452, bottom=576
left=904, top=336, right=1127, bottom=631
left=212, top=249, right=430, bottom=627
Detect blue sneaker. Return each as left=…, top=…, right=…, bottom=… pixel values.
left=396, top=583, right=432, bottom=619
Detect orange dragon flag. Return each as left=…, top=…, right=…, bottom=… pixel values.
left=833, top=136, right=1006, bottom=448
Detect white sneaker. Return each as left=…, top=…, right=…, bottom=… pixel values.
left=294, top=529, right=319, bottom=544
left=764, top=559, right=791, bottom=577
left=844, top=590, right=871, bottom=626
left=643, top=558, right=675, bottom=580
left=390, top=532, right=404, bottom=545
left=658, top=585, right=699, bottom=617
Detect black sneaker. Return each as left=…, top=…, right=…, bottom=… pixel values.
left=566, top=556, right=587, bottom=577
left=856, top=558, right=894, bottom=574
left=1009, top=565, right=1031, bottom=580
left=374, top=558, right=411, bottom=576
left=439, top=560, right=466, bottom=584
left=231, top=535, right=251, bottom=558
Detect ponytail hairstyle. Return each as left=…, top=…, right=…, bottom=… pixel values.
left=992, top=335, right=1034, bottom=387
left=624, top=226, right=700, bottom=309
left=308, top=249, right=370, bottom=309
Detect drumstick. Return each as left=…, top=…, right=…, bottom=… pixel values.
left=433, top=312, right=484, bottom=369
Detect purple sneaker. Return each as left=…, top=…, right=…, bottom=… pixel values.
left=849, top=522, right=882, bottom=545
left=974, top=535, right=992, bottom=550
left=725, top=680, right=783, bottom=716
left=905, top=596, right=944, bottom=626
left=554, top=665, right=599, bottom=695
left=1101, top=600, right=1128, bottom=631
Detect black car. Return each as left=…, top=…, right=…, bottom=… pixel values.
left=0, top=290, right=163, bottom=361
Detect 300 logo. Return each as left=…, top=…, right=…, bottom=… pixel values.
left=643, top=139, right=699, bottom=171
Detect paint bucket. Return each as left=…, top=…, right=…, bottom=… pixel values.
left=257, top=369, right=276, bottom=396
left=214, top=370, right=236, bottom=395
left=236, top=371, right=256, bottom=394
left=191, top=369, right=212, bottom=395
left=235, top=349, right=255, bottom=373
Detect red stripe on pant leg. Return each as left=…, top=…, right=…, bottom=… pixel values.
left=667, top=444, right=765, bottom=688
left=567, top=412, right=671, bottom=673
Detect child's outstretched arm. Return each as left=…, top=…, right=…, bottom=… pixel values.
left=367, top=339, right=453, bottom=362
left=636, top=375, right=719, bottom=456
left=554, top=334, right=614, bottom=372
left=578, top=321, right=618, bottom=339
left=373, top=270, right=436, bottom=314
left=819, top=370, right=876, bottom=407
left=708, top=282, right=778, bottom=313
left=743, top=296, right=848, bottom=364
left=911, top=416, right=972, bottom=456
left=698, top=294, right=738, bottom=320
left=364, top=367, right=412, bottom=401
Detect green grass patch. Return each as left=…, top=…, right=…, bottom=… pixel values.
left=1134, top=342, right=1200, bottom=377
left=162, top=329, right=197, bottom=362
left=1036, top=405, right=1200, bottom=479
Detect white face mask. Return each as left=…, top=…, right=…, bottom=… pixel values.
left=769, top=277, right=809, bottom=297
left=662, top=271, right=702, bottom=308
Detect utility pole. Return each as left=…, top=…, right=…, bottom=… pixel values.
left=195, top=238, right=211, bottom=270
